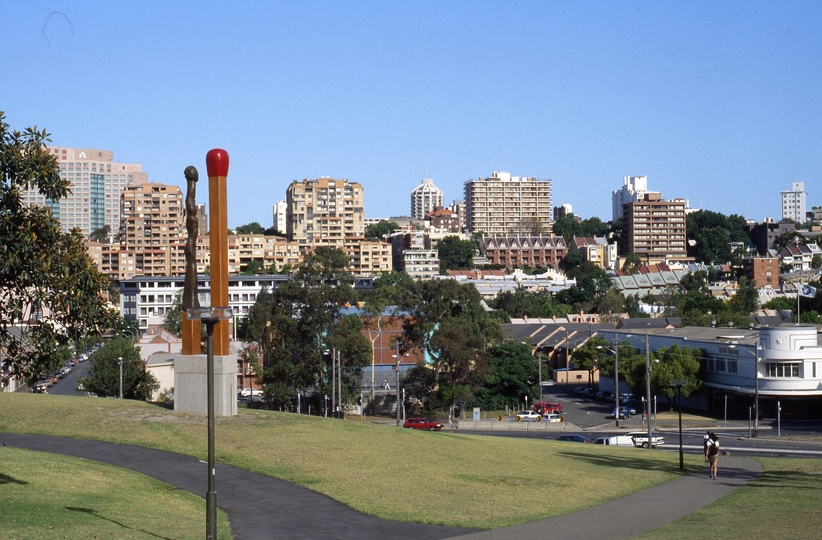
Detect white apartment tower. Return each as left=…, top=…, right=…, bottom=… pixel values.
left=463, top=171, right=552, bottom=236
left=781, top=182, right=807, bottom=223
left=26, top=146, right=147, bottom=238
left=611, top=175, right=661, bottom=221
left=272, top=200, right=287, bottom=234
left=410, top=178, right=444, bottom=220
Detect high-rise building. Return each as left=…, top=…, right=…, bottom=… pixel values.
left=553, top=203, right=573, bottom=222
left=447, top=199, right=466, bottom=233
left=463, top=171, right=552, bottom=236
left=781, top=181, right=806, bottom=223
left=410, top=178, right=444, bottom=220
left=612, top=175, right=660, bottom=222
left=622, top=196, right=687, bottom=263
left=272, top=200, right=287, bottom=235
left=286, top=177, right=365, bottom=251
left=120, top=183, right=186, bottom=278
left=27, top=146, right=147, bottom=238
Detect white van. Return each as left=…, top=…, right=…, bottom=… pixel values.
left=592, top=435, right=635, bottom=447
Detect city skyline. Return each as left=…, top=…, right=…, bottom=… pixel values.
left=3, top=2, right=820, bottom=228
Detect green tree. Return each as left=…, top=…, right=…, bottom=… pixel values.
left=235, top=222, right=265, bottom=234
left=437, top=235, right=476, bottom=272
left=263, top=225, right=282, bottom=236
left=78, top=337, right=158, bottom=400
left=553, top=214, right=584, bottom=244
left=89, top=224, right=111, bottom=242
left=647, top=345, right=702, bottom=409
left=761, top=297, right=795, bottom=311
left=686, top=210, right=750, bottom=263
left=364, top=220, right=400, bottom=240
left=242, top=259, right=263, bottom=275
left=244, top=247, right=359, bottom=410
left=372, top=270, right=413, bottom=290
left=727, top=276, right=759, bottom=314
left=561, top=249, right=584, bottom=272
left=571, top=336, right=607, bottom=390
left=477, top=341, right=538, bottom=410
left=0, top=113, right=116, bottom=382
left=621, top=253, right=642, bottom=274
left=162, top=291, right=184, bottom=337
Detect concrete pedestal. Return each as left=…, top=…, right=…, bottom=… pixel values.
left=174, top=354, right=237, bottom=416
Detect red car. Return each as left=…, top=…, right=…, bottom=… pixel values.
left=533, top=401, right=564, bottom=415
left=403, top=417, right=444, bottom=431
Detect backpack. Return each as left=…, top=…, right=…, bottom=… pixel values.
left=708, top=438, right=719, bottom=456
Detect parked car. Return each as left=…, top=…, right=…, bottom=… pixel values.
left=573, top=386, right=587, bottom=396
left=516, top=410, right=542, bottom=422
left=239, top=388, right=262, bottom=397
left=592, top=435, right=635, bottom=447
left=557, top=434, right=590, bottom=443
left=629, top=432, right=665, bottom=448
left=542, top=413, right=563, bottom=422
left=403, top=417, right=444, bottom=431
left=611, top=407, right=632, bottom=419
left=533, top=401, right=564, bottom=415
left=596, top=391, right=614, bottom=403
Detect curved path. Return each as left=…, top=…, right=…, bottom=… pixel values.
left=1, top=433, right=761, bottom=540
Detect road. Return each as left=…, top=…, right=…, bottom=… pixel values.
left=41, top=359, right=90, bottom=396
left=467, top=383, right=822, bottom=458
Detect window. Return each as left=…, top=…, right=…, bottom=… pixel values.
left=766, top=363, right=801, bottom=378
left=727, top=358, right=737, bottom=373
left=715, top=358, right=726, bottom=372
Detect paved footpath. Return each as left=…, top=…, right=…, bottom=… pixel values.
left=1, top=432, right=761, bottom=540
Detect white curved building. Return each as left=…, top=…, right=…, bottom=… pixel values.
left=600, top=326, right=822, bottom=420
left=410, top=178, right=443, bottom=220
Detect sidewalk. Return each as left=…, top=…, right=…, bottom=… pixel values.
left=1, top=432, right=762, bottom=540
left=444, top=456, right=762, bottom=540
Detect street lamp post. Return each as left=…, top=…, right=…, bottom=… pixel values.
left=598, top=341, right=620, bottom=428
left=729, top=342, right=762, bottom=437
left=392, top=341, right=409, bottom=426
left=537, top=352, right=543, bottom=404
left=645, top=333, right=653, bottom=449
left=118, top=357, right=123, bottom=399
left=670, top=379, right=688, bottom=470
left=186, top=306, right=233, bottom=540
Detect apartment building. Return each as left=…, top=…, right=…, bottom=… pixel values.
left=611, top=175, right=660, bottom=222
left=286, top=178, right=365, bottom=251
left=571, top=236, right=618, bottom=270
left=410, top=178, right=444, bottom=220
left=346, top=239, right=393, bottom=276
left=622, top=196, right=687, bottom=263
left=28, top=146, right=148, bottom=238
left=781, top=181, right=807, bottom=223
left=481, top=236, right=567, bottom=269
left=196, top=234, right=304, bottom=274
left=119, top=275, right=288, bottom=331
left=741, top=257, right=780, bottom=288
left=463, top=171, right=552, bottom=236
left=120, top=183, right=186, bottom=275
left=272, top=200, right=287, bottom=234
left=745, top=220, right=796, bottom=255
left=387, top=230, right=440, bottom=279
left=425, top=206, right=459, bottom=231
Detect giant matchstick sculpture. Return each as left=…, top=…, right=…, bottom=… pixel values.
left=174, top=149, right=237, bottom=418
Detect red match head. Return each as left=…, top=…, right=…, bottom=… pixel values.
left=206, top=148, right=229, bottom=177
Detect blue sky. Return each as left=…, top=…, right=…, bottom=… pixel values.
left=3, top=2, right=821, bottom=228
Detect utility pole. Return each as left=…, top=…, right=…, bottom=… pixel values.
left=118, top=357, right=123, bottom=399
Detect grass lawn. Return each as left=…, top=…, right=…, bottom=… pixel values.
left=1, top=446, right=232, bottom=539
left=637, top=457, right=822, bottom=540
left=0, top=393, right=702, bottom=529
